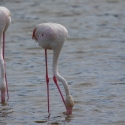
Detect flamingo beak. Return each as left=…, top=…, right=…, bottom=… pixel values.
left=32, top=27, right=37, bottom=41
left=1, top=89, right=5, bottom=103
left=66, top=106, right=73, bottom=115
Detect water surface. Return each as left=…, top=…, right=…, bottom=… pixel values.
left=0, top=0, right=125, bottom=124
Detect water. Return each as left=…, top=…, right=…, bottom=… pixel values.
left=0, top=0, right=125, bottom=124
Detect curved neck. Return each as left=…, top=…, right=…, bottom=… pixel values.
left=53, top=49, right=70, bottom=96
left=0, top=32, right=3, bottom=55
left=0, top=32, right=4, bottom=62
left=0, top=32, right=6, bottom=89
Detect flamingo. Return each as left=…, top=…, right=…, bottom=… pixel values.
left=32, top=23, right=74, bottom=115
left=0, top=6, right=11, bottom=102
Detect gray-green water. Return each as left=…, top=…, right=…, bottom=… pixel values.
left=0, top=0, right=125, bottom=124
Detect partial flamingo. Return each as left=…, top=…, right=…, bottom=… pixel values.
left=0, top=6, right=11, bottom=102
left=32, top=23, right=74, bottom=115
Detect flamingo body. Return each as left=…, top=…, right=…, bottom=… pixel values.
left=32, top=23, right=74, bottom=115
left=32, top=23, right=68, bottom=50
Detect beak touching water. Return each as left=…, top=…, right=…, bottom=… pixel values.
left=66, top=105, right=73, bottom=115
left=1, top=90, right=5, bottom=102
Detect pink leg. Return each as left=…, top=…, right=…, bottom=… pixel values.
left=45, top=49, right=50, bottom=113
left=53, top=76, right=66, bottom=108
left=3, top=33, right=9, bottom=100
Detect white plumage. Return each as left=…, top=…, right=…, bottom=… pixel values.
left=0, top=6, right=11, bottom=102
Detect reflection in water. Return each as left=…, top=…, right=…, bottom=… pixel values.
left=35, top=114, right=73, bottom=124
left=0, top=102, right=13, bottom=125
left=35, top=120, right=47, bottom=124
left=0, top=103, right=9, bottom=116
left=0, top=0, right=125, bottom=124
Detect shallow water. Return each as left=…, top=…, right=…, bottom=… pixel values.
left=0, top=0, right=125, bottom=124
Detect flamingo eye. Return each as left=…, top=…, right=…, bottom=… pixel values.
left=41, top=34, right=44, bottom=36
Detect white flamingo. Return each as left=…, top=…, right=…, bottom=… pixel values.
left=32, top=23, right=74, bottom=115
left=0, top=6, right=11, bottom=102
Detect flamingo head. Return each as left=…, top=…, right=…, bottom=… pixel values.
left=65, top=95, right=74, bottom=115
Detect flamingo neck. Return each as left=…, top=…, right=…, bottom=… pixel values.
left=53, top=49, right=70, bottom=96
left=0, top=32, right=6, bottom=90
